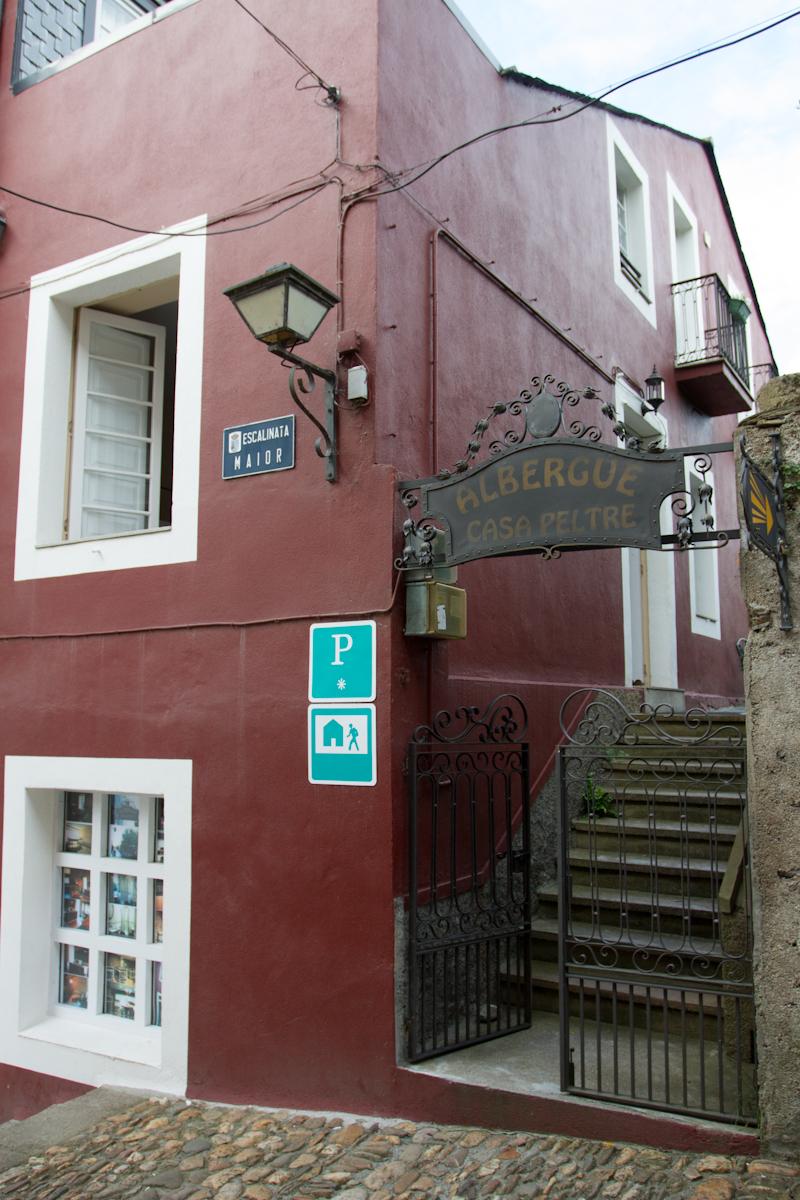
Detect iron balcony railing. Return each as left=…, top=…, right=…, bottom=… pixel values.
left=671, top=273, right=752, bottom=390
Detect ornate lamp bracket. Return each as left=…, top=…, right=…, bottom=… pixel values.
left=280, top=349, right=337, bottom=483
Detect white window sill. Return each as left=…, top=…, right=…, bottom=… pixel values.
left=36, top=526, right=172, bottom=551
left=613, top=269, right=658, bottom=328
left=22, top=1015, right=162, bottom=1068
left=13, top=0, right=202, bottom=93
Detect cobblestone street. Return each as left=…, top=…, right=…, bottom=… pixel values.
left=1, top=1096, right=798, bottom=1200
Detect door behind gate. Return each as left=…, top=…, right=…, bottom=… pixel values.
left=407, top=695, right=531, bottom=1062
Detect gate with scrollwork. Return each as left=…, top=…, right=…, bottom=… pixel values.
left=558, top=689, right=756, bottom=1124
left=407, top=695, right=531, bottom=1062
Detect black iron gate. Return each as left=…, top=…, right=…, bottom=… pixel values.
left=558, top=689, right=756, bottom=1124
left=407, top=695, right=531, bottom=1062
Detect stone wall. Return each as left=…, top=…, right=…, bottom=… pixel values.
left=737, top=374, right=800, bottom=1155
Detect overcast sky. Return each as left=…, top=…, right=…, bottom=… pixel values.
left=451, top=0, right=799, bottom=374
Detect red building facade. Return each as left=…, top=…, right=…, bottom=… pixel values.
left=0, top=0, right=775, bottom=1149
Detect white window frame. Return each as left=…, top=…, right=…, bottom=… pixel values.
left=606, top=119, right=656, bottom=328
left=91, top=0, right=143, bottom=39
left=667, top=176, right=704, bottom=359
left=14, top=217, right=206, bottom=580
left=685, top=460, right=722, bottom=639
left=0, top=757, right=191, bottom=1095
left=69, top=309, right=166, bottom=541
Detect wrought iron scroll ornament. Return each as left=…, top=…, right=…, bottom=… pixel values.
left=739, top=431, right=792, bottom=631
left=397, top=371, right=736, bottom=570
left=558, top=687, right=745, bottom=749
left=671, top=452, right=726, bottom=552
left=411, top=694, right=528, bottom=746
left=288, top=363, right=334, bottom=465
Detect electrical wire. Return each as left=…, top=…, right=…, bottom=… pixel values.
left=343, top=6, right=800, bottom=203
left=1, top=4, right=796, bottom=294
left=0, top=180, right=338, bottom=303
left=229, top=0, right=340, bottom=102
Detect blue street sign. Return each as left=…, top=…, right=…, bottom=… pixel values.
left=222, top=415, right=295, bottom=479
left=308, top=704, right=377, bottom=786
left=309, top=620, right=376, bottom=702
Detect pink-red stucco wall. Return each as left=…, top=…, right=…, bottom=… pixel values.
left=0, top=0, right=769, bottom=1150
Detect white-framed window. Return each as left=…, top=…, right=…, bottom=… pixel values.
left=685, top=461, right=721, bottom=638
left=606, top=120, right=656, bottom=327
left=667, top=176, right=704, bottom=359
left=14, top=218, right=206, bottom=580
left=69, top=309, right=167, bottom=540
left=0, top=757, right=191, bottom=1094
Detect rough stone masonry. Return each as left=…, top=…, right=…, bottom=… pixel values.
left=737, top=374, right=800, bottom=1157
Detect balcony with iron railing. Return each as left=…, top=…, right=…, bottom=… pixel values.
left=670, top=274, right=775, bottom=416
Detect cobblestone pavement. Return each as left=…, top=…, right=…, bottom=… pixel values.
left=1, top=1097, right=798, bottom=1200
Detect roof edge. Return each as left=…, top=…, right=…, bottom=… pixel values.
left=438, top=0, right=502, bottom=71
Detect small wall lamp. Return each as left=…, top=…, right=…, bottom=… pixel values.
left=642, top=366, right=665, bottom=417
left=0, top=211, right=7, bottom=246
left=224, top=263, right=341, bottom=482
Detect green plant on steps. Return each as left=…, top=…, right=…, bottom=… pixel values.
left=582, top=773, right=616, bottom=819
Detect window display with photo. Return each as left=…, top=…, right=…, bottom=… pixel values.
left=61, top=867, right=91, bottom=929
left=53, top=789, right=166, bottom=1031
left=107, top=794, right=140, bottom=859
left=153, top=796, right=165, bottom=863
left=104, top=952, right=136, bottom=1020
left=60, top=945, right=89, bottom=1008
left=151, top=961, right=163, bottom=1027
left=152, top=879, right=163, bottom=943
left=106, top=873, right=137, bottom=938
left=63, top=792, right=93, bottom=854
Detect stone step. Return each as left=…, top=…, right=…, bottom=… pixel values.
left=516, top=961, right=748, bottom=1036
left=535, top=881, right=721, bottom=935
left=570, top=818, right=739, bottom=855
left=529, top=915, right=727, bottom=963
left=567, top=849, right=724, bottom=897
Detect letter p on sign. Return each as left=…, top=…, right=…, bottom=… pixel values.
left=309, top=620, right=376, bottom=702
left=331, top=633, right=354, bottom=665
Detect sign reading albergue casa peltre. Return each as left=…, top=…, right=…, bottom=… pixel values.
left=421, top=442, right=686, bottom=564
left=222, top=415, right=295, bottom=480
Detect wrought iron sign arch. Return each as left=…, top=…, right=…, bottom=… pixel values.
left=396, top=373, right=738, bottom=571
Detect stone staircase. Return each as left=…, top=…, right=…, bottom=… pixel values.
left=506, top=711, right=751, bottom=1038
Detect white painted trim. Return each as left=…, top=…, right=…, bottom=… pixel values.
left=14, top=217, right=206, bottom=580
left=606, top=119, right=657, bottom=328
left=685, top=461, right=722, bottom=639
left=0, top=756, right=192, bottom=1095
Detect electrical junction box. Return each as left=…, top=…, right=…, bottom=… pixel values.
left=404, top=580, right=467, bottom=639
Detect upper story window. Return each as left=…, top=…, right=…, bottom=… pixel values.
left=70, top=307, right=170, bottom=540
left=11, top=0, right=171, bottom=90
left=14, top=219, right=205, bottom=581
left=606, top=120, right=656, bottom=328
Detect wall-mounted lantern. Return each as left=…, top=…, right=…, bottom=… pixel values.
left=642, top=366, right=666, bottom=418
left=224, top=263, right=340, bottom=482
left=0, top=211, right=7, bottom=247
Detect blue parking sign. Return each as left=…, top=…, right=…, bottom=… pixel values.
left=308, top=620, right=376, bottom=702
